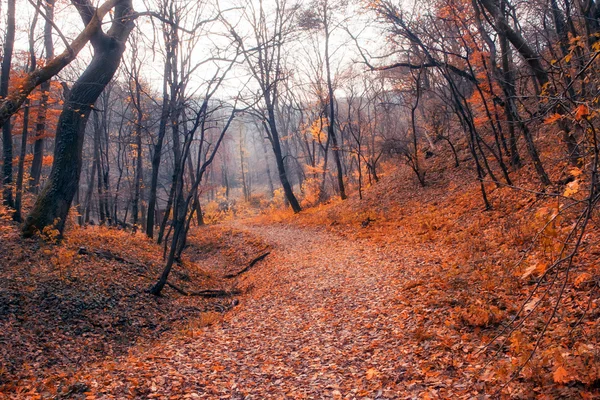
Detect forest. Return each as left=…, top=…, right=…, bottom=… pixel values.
left=0, top=0, right=599, bottom=397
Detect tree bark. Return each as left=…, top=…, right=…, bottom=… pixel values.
left=30, top=0, right=56, bottom=192
left=22, top=0, right=134, bottom=237
left=15, top=6, right=41, bottom=221
left=1, top=0, right=16, bottom=208
left=147, top=20, right=177, bottom=238
left=265, top=114, right=302, bottom=212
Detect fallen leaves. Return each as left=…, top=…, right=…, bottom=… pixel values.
left=365, top=368, right=379, bottom=380
left=553, top=366, right=571, bottom=384
left=1, top=160, right=600, bottom=398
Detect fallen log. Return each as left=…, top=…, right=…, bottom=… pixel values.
left=224, top=252, right=270, bottom=279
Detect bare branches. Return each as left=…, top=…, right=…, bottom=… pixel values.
left=346, top=27, right=477, bottom=83
left=0, top=0, right=122, bottom=129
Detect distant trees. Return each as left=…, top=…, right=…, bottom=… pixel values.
left=354, top=0, right=599, bottom=209
left=299, top=0, right=349, bottom=200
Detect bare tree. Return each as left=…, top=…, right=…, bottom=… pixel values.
left=1, top=0, right=16, bottom=209
left=226, top=0, right=302, bottom=212
left=299, top=0, right=348, bottom=199
left=29, top=0, right=57, bottom=193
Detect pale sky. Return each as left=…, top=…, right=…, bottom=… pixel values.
left=5, top=0, right=388, bottom=101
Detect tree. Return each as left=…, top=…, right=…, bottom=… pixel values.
left=14, top=2, right=42, bottom=221
left=226, top=0, right=302, bottom=212
left=29, top=0, right=57, bottom=193
left=298, top=0, right=348, bottom=200
left=22, top=0, right=136, bottom=236
left=1, top=0, right=16, bottom=208
left=150, top=94, right=239, bottom=295
left=0, top=0, right=125, bottom=131
left=477, top=0, right=579, bottom=168
left=145, top=0, right=178, bottom=238
left=125, top=35, right=146, bottom=229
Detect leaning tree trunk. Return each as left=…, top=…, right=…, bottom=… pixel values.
left=146, top=97, right=168, bottom=238
left=22, top=2, right=133, bottom=237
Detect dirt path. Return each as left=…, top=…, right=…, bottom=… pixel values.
left=79, top=222, right=450, bottom=399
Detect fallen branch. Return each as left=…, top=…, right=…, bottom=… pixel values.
left=78, top=246, right=243, bottom=298
left=78, top=247, right=147, bottom=270
left=224, top=252, right=270, bottom=279
left=166, top=282, right=240, bottom=298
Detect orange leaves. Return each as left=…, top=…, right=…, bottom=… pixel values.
left=553, top=366, right=571, bottom=384
left=306, top=117, right=328, bottom=142
left=42, top=155, right=54, bottom=167
left=520, top=259, right=548, bottom=280
left=544, top=113, right=563, bottom=125
left=574, top=272, right=593, bottom=289
left=365, top=367, right=380, bottom=380
left=563, top=180, right=580, bottom=197
left=544, top=105, right=590, bottom=124
left=574, top=104, right=590, bottom=120
left=459, top=304, right=502, bottom=328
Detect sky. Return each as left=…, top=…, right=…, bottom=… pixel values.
left=4, top=0, right=387, bottom=96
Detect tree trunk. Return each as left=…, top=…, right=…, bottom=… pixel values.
left=84, top=158, right=97, bottom=223
left=240, top=132, right=249, bottom=201
left=132, top=104, right=143, bottom=227
left=324, top=17, right=346, bottom=200
left=158, top=112, right=182, bottom=244
left=15, top=8, right=40, bottom=221
left=22, top=0, right=134, bottom=236
left=93, top=112, right=106, bottom=223
left=498, top=20, right=521, bottom=169
left=266, top=116, right=301, bottom=212
left=30, top=0, right=56, bottom=193
left=145, top=75, right=170, bottom=237
left=146, top=98, right=168, bottom=237
left=14, top=103, right=29, bottom=222
left=261, top=133, right=274, bottom=197
left=1, top=0, right=16, bottom=208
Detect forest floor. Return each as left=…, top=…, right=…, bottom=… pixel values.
left=2, top=219, right=482, bottom=399
left=1, top=165, right=599, bottom=399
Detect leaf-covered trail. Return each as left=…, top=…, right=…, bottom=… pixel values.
left=220, top=223, right=406, bottom=397
left=78, top=222, right=469, bottom=398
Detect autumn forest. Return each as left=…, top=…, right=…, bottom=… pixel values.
left=0, top=0, right=599, bottom=397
